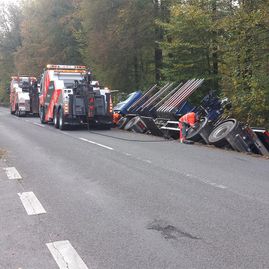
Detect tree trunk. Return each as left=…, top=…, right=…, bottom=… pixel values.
left=134, top=53, right=139, bottom=89
left=211, top=0, right=219, bottom=91
left=154, top=0, right=163, bottom=83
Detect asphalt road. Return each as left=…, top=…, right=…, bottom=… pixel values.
left=0, top=106, right=269, bottom=269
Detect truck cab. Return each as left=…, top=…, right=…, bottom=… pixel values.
left=39, top=64, right=113, bottom=130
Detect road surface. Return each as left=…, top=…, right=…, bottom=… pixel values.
left=0, top=106, right=269, bottom=269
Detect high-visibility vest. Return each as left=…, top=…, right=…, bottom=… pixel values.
left=179, top=112, right=196, bottom=127
left=113, top=112, right=121, bottom=124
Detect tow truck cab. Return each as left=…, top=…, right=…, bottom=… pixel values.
left=39, top=64, right=113, bottom=129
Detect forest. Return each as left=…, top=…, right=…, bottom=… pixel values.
left=0, top=0, right=268, bottom=127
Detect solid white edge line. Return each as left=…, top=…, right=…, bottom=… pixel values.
left=79, top=137, right=114, bottom=151
left=18, top=192, right=46, bottom=215
left=46, top=240, right=89, bottom=269
left=3, top=167, right=22, bottom=180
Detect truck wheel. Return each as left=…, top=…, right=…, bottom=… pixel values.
left=103, top=124, right=111, bottom=130
left=15, top=104, right=18, bottom=116
left=208, top=119, right=238, bottom=147
left=187, top=117, right=209, bottom=143
left=53, top=109, right=59, bottom=129
left=59, top=108, right=66, bottom=130
left=40, top=107, right=46, bottom=124
left=10, top=107, right=15, bottom=115
left=117, top=117, right=129, bottom=129
left=131, top=117, right=148, bottom=133
left=124, top=117, right=137, bottom=131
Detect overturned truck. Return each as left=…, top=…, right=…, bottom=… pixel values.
left=114, top=80, right=269, bottom=156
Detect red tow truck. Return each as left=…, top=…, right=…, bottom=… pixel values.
left=39, top=64, right=113, bottom=130
left=10, top=76, right=39, bottom=116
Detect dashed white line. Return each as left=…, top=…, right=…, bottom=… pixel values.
left=47, top=240, right=89, bottom=269
left=18, top=192, right=46, bottom=215
left=79, top=137, right=114, bottom=151
left=3, top=167, right=22, bottom=180
left=33, top=122, right=45, bottom=128
left=123, top=153, right=152, bottom=164
left=185, top=173, right=227, bottom=190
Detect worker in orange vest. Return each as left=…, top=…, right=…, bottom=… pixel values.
left=178, top=112, right=200, bottom=143
left=113, top=112, right=121, bottom=126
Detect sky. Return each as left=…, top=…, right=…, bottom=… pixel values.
left=0, top=0, right=21, bottom=5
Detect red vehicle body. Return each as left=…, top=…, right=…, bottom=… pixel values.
left=39, top=64, right=113, bottom=130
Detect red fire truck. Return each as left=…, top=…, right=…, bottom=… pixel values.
left=39, top=64, right=113, bottom=130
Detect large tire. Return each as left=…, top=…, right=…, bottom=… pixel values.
left=100, top=124, right=111, bottom=130
left=117, top=117, right=129, bottom=129
left=131, top=117, right=148, bottom=133
left=208, top=119, right=238, bottom=147
left=10, top=106, right=15, bottom=115
left=53, top=108, right=59, bottom=129
left=59, top=108, right=66, bottom=130
left=17, top=109, right=22, bottom=117
left=40, top=106, right=46, bottom=124
left=124, top=117, right=137, bottom=131
left=187, top=117, right=208, bottom=142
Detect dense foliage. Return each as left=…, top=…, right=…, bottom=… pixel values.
left=0, top=0, right=268, bottom=126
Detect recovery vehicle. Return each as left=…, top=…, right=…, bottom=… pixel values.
left=10, top=76, right=39, bottom=116
left=39, top=64, right=113, bottom=130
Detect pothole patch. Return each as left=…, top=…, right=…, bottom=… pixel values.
left=147, top=219, right=200, bottom=240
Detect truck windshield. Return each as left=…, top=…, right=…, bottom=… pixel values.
left=63, top=80, right=77, bottom=88
left=56, top=73, right=85, bottom=89
left=19, top=81, right=30, bottom=92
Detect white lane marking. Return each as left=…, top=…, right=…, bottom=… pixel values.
left=79, top=137, right=114, bottom=151
left=47, top=240, right=89, bottom=269
left=3, top=167, right=22, bottom=180
left=18, top=192, right=46, bottom=215
left=33, top=122, right=45, bottom=128
left=123, top=153, right=152, bottom=164
left=185, top=173, right=227, bottom=190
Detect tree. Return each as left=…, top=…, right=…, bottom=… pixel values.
left=219, top=0, right=269, bottom=126
left=0, top=2, right=22, bottom=102
left=79, top=0, right=157, bottom=91
left=15, top=0, right=82, bottom=76
left=160, top=0, right=222, bottom=90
